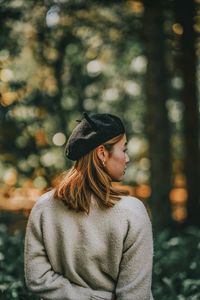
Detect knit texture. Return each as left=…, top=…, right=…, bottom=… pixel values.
left=24, top=191, right=154, bottom=300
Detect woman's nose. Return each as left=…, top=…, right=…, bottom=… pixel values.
left=126, top=153, right=130, bottom=163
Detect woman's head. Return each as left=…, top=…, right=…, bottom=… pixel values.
left=54, top=113, right=130, bottom=213
left=96, top=133, right=129, bottom=182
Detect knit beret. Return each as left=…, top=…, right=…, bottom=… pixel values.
left=65, top=112, right=125, bottom=161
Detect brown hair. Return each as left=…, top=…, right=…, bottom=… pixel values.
left=54, top=134, right=129, bottom=214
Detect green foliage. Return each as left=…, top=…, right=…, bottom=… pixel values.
left=0, top=0, right=147, bottom=188
left=0, top=223, right=39, bottom=300
left=0, top=222, right=199, bottom=299
left=152, top=226, right=200, bottom=300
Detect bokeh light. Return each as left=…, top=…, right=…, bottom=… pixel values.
left=52, top=132, right=66, bottom=146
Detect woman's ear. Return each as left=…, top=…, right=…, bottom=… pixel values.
left=96, top=145, right=106, bottom=161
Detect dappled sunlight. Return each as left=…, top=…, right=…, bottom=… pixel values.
left=0, top=68, right=14, bottom=82
left=170, top=187, right=187, bottom=205
left=0, top=187, right=41, bottom=211
left=135, top=184, right=151, bottom=199
left=128, top=0, right=144, bottom=15
left=172, top=23, right=184, bottom=35
left=52, top=132, right=66, bottom=146
left=0, top=181, right=188, bottom=223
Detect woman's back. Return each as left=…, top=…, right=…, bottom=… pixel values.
left=24, top=190, right=154, bottom=300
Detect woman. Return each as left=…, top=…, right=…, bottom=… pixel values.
left=24, top=112, right=154, bottom=300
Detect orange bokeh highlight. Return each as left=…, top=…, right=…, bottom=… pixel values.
left=170, top=188, right=188, bottom=204
left=0, top=187, right=41, bottom=211
left=128, top=0, right=144, bottom=14
left=172, top=206, right=187, bottom=222
left=135, top=184, right=151, bottom=199
left=35, top=130, right=47, bottom=146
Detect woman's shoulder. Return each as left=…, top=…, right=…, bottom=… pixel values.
left=116, top=195, right=145, bottom=211
left=113, top=195, right=150, bottom=221
left=113, top=196, right=152, bottom=229
left=31, top=189, right=55, bottom=213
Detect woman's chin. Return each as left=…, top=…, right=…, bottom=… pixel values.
left=111, top=175, right=124, bottom=182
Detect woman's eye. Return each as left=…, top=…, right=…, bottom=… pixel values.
left=124, top=149, right=128, bottom=152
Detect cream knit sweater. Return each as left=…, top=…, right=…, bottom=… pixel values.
left=24, top=190, right=154, bottom=300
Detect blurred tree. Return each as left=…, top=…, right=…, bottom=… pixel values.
left=143, top=0, right=172, bottom=229
left=174, top=0, right=200, bottom=226
left=2, top=0, right=199, bottom=228
left=1, top=0, right=147, bottom=190
left=0, top=1, right=26, bottom=175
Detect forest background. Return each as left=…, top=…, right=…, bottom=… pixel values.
left=0, top=0, right=199, bottom=299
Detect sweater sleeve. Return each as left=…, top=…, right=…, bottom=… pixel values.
left=115, top=200, right=154, bottom=300
left=24, top=200, right=81, bottom=300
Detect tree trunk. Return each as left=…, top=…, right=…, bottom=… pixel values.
left=174, top=0, right=200, bottom=226
left=143, top=0, right=173, bottom=230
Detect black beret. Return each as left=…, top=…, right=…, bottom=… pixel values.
left=65, top=112, right=125, bottom=161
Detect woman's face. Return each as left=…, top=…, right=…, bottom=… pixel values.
left=103, top=134, right=130, bottom=182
